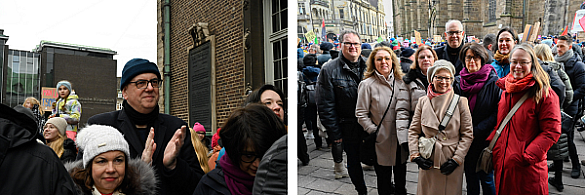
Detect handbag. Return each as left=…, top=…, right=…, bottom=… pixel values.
left=476, top=93, right=529, bottom=173
left=360, top=79, right=395, bottom=166
left=418, top=94, right=460, bottom=159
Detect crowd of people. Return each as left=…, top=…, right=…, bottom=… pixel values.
left=0, top=58, right=288, bottom=195
left=298, top=19, right=585, bottom=195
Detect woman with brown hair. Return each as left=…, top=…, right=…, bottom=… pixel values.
left=403, top=44, right=439, bottom=111
left=487, top=44, right=561, bottom=194
left=356, top=46, right=411, bottom=195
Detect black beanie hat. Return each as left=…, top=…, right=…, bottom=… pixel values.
left=120, top=58, right=161, bottom=89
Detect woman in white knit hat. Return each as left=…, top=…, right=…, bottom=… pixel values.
left=66, top=125, right=157, bottom=195
left=407, top=60, right=474, bottom=195
left=44, top=117, right=77, bottom=163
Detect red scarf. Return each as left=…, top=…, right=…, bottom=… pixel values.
left=427, top=84, right=452, bottom=100
left=496, top=73, right=535, bottom=93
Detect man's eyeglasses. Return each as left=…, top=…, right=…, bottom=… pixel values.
left=446, top=31, right=462, bottom=36
left=434, top=76, right=453, bottom=81
left=241, top=152, right=262, bottom=163
left=128, top=79, right=163, bottom=89
left=343, top=42, right=360, bottom=48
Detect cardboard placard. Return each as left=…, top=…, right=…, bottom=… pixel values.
left=41, top=87, right=58, bottom=112
left=415, top=31, right=421, bottom=45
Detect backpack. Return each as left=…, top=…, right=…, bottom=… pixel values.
left=297, top=71, right=307, bottom=107
left=302, top=73, right=317, bottom=105
left=544, top=61, right=573, bottom=107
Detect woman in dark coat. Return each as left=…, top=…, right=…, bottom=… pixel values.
left=193, top=104, right=287, bottom=195
left=452, top=43, right=501, bottom=195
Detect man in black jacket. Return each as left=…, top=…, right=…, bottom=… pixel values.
left=316, top=29, right=368, bottom=195
left=81, top=58, right=204, bottom=195
left=435, top=20, right=465, bottom=76
left=0, top=104, right=78, bottom=195
left=555, top=35, right=585, bottom=179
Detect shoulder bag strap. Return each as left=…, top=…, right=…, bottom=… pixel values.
left=374, top=78, right=396, bottom=134
left=487, top=93, right=530, bottom=150
left=439, top=94, right=460, bottom=131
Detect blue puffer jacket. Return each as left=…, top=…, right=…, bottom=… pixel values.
left=562, top=54, right=585, bottom=116
left=491, top=59, right=510, bottom=78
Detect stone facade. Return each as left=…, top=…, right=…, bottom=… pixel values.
left=393, top=0, right=585, bottom=40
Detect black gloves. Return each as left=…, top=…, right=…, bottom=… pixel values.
left=413, top=156, right=433, bottom=170
left=440, top=159, right=459, bottom=175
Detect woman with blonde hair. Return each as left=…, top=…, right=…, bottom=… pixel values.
left=487, top=44, right=561, bottom=194
left=356, top=46, right=410, bottom=194
left=190, top=127, right=211, bottom=173
left=44, top=117, right=77, bottom=163
left=23, top=97, right=46, bottom=134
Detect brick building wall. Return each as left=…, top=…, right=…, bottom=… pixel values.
left=159, top=0, right=246, bottom=128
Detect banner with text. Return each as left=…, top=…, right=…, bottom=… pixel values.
left=41, top=87, right=58, bottom=112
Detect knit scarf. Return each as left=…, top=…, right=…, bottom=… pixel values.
left=460, top=64, right=494, bottom=113
left=122, top=100, right=158, bottom=126
left=427, top=84, right=452, bottom=100
left=494, top=50, right=510, bottom=64
left=555, top=49, right=574, bottom=63
left=496, top=73, right=535, bottom=94
left=220, top=154, right=254, bottom=195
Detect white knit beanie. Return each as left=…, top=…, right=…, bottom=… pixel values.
left=45, top=117, right=67, bottom=136
left=76, top=125, right=130, bottom=168
left=427, top=59, right=456, bottom=83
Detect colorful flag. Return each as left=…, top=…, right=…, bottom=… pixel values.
left=322, top=18, right=326, bottom=42
left=561, top=25, right=568, bottom=36
left=580, top=15, right=585, bottom=32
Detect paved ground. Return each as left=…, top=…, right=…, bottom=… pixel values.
left=298, top=131, right=585, bottom=195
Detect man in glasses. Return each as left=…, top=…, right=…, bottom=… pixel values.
left=435, top=20, right=466, bottom=76
left=82, top=58, right=204, bottom=195
left=316, top=29, right=368, bottom=195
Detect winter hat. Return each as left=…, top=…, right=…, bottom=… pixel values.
left=211, top=128, right=221, bottom=148
left=401, top=48, right=415, bottom=58
left=427, top=60, right=455, bottom=83
left=320, top=42, right=334, bottom=51
left=45, top=117, right=67, bottom=136
left=76, top=125, right=130, bottom=168
left=361, top=43, right=372, bottom=50
left=120, top=58, right=161, bottom=89
left=193, top=122, right=206, bottom=133
left=56, top=81, right=72, bottom=92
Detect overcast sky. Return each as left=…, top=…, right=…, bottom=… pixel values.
left=0, top=0, right=157, bottom=77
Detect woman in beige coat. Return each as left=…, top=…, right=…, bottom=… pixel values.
left=356, top=46, right=411, bottom=195
left=407, top=60, right=474, bottom=195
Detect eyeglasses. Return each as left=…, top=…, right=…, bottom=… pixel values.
left=465, top=55, right=481, bottom=62
left=342, top=42, right=360, bottom=48
left=446, top=31, right=462, bottom=36
left=510, top=61, right=532, bottom=66
left=434, top=76, right=453, bottom=81
left=128, top=79, right=163, bottom=89
left=240, top=152, right=262, bottom=163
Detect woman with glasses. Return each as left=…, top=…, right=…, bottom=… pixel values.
left=49, top=80, right=82, bottom=139
left=193, top=104, right=287, bottom=195
left=491, top=27, right=519, bottom=78
left=408, top=60, right=474, bottom=195
left=403, top=45, right=438, bottom=112
left=452, top=43, right=500, bottom=195
left=355, top=46, right=410, bottom=195
left=487, top=44, right=561, bottom=194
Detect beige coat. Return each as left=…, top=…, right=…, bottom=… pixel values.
left=356, top=71, right=410, bottom=166
left=407, top=78, right=427, bottom=113
left=407, top=90, right=474, bottom=195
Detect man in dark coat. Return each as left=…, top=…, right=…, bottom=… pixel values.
left=318, top=42, right=334, bottom=66
left=554, top=35, right=585, bottom=179
left=435, top=20, right=465, bottom=76
left=400, top=47, right=415, bottom=73
left=0, top=104, right=78, bottom=195
left=81, top=58, right=205, bottom=195
left=316, top=29, right=368, bottom=195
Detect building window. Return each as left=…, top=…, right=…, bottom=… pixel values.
left=339, top=9, right=344, bottom=19
left=489, top=0, right=496, bottom=22
left=299, top=3, right=305, bottom=15
left=264, top=0, right=288, bottom=99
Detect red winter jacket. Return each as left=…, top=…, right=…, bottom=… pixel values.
left=487, top=81, right=561, bottom=195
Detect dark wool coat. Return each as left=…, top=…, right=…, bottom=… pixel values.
left=84, top=110, right=205, bottom=195
left=193, top=165, right=231, bottom=195
left=0, top=104, right=78, bottom=195
left=487, top=84, right=561, bottom=194
left=60, top=138, right=77, bottom=163
left=561, top=54, right=585, bottom=116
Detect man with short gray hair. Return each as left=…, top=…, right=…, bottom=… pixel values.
left=317, top=29, right=368, bottom=194
left=435, top=20, right=465, bottom=76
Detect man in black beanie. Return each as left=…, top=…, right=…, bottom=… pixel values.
left=81, top=58, right=204, bottom=195
left=400, top=47, right=415, bottom=73
left=318, top=42, right=334, bottom=66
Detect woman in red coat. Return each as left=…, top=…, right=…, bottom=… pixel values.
left=487, top=43, right=561, bottom=194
